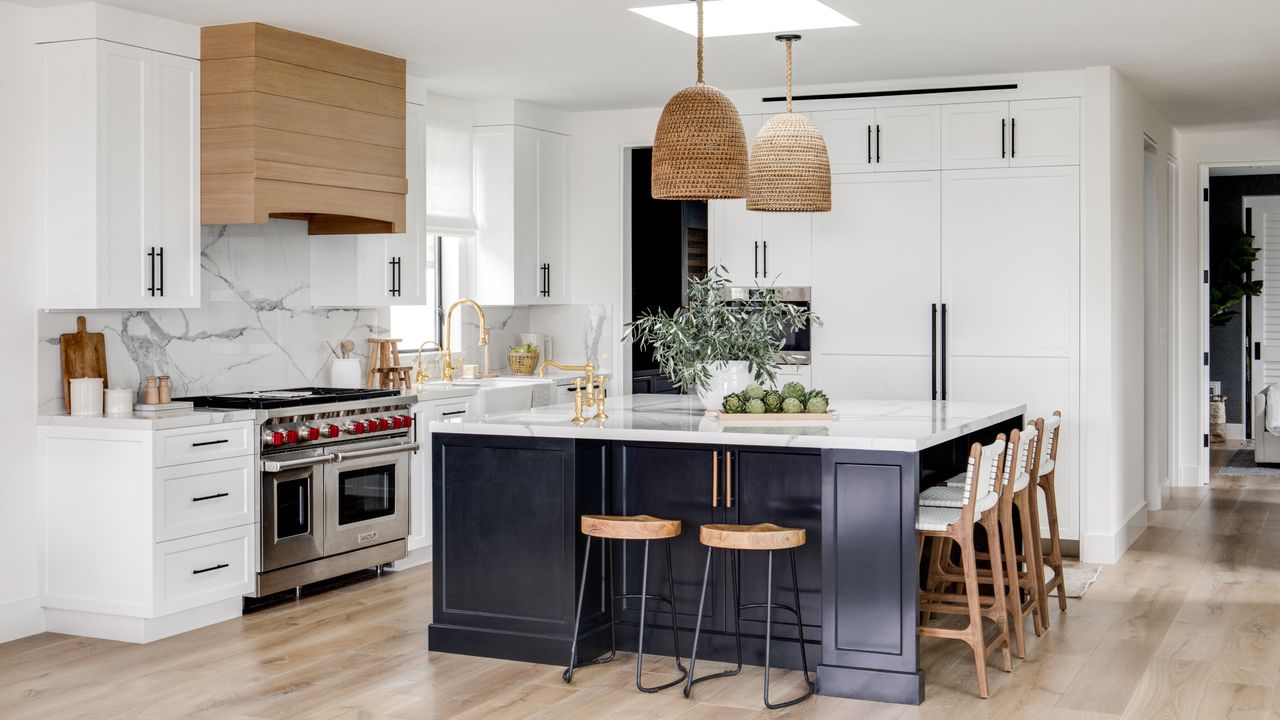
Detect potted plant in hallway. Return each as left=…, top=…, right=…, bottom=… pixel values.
left=626, top=268, right=819, bottom=410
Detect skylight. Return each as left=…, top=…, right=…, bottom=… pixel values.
left=630, top=0, right=858, bottom=38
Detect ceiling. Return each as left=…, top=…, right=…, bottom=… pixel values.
left=18, top=0, right=1280, bottom=127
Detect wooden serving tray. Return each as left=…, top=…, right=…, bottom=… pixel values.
left=705, top=409, right=837, bottom=423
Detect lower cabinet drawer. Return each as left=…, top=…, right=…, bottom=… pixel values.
left=155, top=525, right=256, bottom=616
left=155, top=422, right=254, bottom=468
left=156, top=456, right=255, bottom=542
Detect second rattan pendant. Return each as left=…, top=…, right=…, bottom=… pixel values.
left=651, top=0, right=748, bottom=200
left=747, top=35, right=832, bottom=212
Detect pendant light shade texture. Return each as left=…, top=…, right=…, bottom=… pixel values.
left=747, top=36, right=831, bottom=212
left=651, top=0, right=748, bottom=200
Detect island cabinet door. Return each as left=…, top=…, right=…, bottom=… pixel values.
left=727, top=447, right=823, bottom=642
left=611, top=442, right=731, bottom=633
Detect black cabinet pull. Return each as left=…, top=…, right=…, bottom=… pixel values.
left=1257, top=342, right=1263, bottom=360
left=931, top=303, right=938, bottom=401
left=866, top=124, right=872, bottom=164
left=545, top=263, right=551, bottom=297
left=192, top=492, right=230, bottom=502
left=388, top=257, right=401, bottom=297
left=1010, top=118, right=1016, bottom=158
left=442, top=409, right=468, bottom=417
left=147, top=247, right=156, bottom=297
left=762, top=241, right=768, bottom=277
left=1001, top=118, right=1007, bottom=159
left=875, top=124, right=881, bottom=163
left=192, top=563, right=229, bottom=575
left=156, top=247, right=164, bottom=297
left=940, top=303, right=949, bottom=401
left=191, top=439, right=229, bottom=447
left=753, top=242, right=759, bottom=278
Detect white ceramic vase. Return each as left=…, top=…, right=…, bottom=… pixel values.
left=697, top=360, right=751, bottom=411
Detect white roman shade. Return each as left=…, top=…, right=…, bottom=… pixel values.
left=424, top=119, right=478, bottom=234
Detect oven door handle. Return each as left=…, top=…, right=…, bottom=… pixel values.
left=262, top=453, right=337, bottom=472
left=333, top=442, right=420, bottom=463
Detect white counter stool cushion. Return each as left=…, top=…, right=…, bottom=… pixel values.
left=921, top=433, right=1004, bottom=511
left=918, top=485, right=998, bottom=512
left=1038, top=414, right=1060, bottom=478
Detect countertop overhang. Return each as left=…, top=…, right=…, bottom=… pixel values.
left=431, top=394, right=1026, bottom=452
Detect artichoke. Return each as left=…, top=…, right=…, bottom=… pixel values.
left=806, top=396, right=829, bottom=414
left=804, top=388, right=829, bottom=406
left=743, top=383, right=766, bottom=400
left=763, top=391, right=784, bottom=412
left=781, top=381, right=806, bottom=400
left=722, top=393, right=745, bottom=414
left=746, top=398, right=767, bottom=414
left=782, top=397, right=803, bottom=413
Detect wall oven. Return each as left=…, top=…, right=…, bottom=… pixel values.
left=722, top=286, right=812, bottom=365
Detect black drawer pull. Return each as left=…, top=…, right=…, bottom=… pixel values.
left=192, top=563, right=229, bottom=575
left=191, top=439, right=230, bottom=447
left=192, top=492, right=230, bottom=503
left=442, top=410, right=468, bottom=417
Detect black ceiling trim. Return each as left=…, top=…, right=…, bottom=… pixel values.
left=763, top=83, right=1019, bottom=103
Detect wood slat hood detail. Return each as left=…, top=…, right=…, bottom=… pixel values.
left=200, top=23, right=408, bottom=234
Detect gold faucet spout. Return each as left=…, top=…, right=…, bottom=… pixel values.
left=441, top=299, right=488, bottom=382
left=537, top=360, right=594, bottom=378
left=415, top=340, right=441, bottom=384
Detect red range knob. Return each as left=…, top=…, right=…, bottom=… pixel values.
left=325, top=424, right=340, bottom=438
left=265, top=431, right=285, bottom=446
left=348, top=422, right=365, bottom=435
left=378, top=418, right=390, bottom=432
left=306, top=426, right=320, bottom=441
left=391, top=416, right=404, bottom=429
left=285, top=429, right=299, bottom=444
left=403, top=415, right=414, bottom=428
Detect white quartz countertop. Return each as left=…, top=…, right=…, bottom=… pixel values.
left=38, top=408, right=256, bottom=430
left=431, top=394, right=1027, bottom=452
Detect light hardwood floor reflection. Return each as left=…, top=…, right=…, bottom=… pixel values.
left=1, top=444, right=1274, bottom=719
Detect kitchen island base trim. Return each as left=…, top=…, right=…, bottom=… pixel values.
left=43, top=597, right=243, bottom=645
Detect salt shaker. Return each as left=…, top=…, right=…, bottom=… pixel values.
left=143, top=376, right=160, bottom=405
left=157, top=376, right=172, bottom=404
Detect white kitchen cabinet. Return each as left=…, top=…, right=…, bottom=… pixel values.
left=759, top=213, right=812, bottom=286
left=473, top=124, right=570, bottom=305
left=812, top=108, right=876, bottom=173
left=38, top=420, right=258, bottom=643
left=709, top=115, right=762, bottom=284
left=403, top=395, right=473, bottom=562
left=311, top=102, right=427, bottom=307
left=871, top=105, right=942, bottom=172
left=40, top=39, right=200, bottom=310
left=941, top=98, right=1080, bottom=170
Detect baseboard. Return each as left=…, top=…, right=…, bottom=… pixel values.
left=44, top=597, right=241, bottom=644
left=0, top=596, right=45, bottom=644
left=384, top=544, right=432, bottom=571
left=1079, top=504, right=1148, bottom=564
left=1178, top=464, right=1201, bottom=487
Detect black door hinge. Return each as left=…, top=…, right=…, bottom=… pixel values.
left=1204, top=270, right=1210, bottom=283
left=1203, top=434, right=1210, bottom=448
left=1204, top=188, right=1209, bottom=202
left=1204, top=352, right=1210, bottom=366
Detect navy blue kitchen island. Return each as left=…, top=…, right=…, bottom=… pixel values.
left=427, top=395, right=1023, bottom=705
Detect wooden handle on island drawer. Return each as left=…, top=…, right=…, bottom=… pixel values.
left=712, top=451, right=719, bottom=508
left=726, top=451, right=732, bottom=508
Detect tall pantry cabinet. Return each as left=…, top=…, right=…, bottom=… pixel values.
left=711, top=95, right=1082, bottom=541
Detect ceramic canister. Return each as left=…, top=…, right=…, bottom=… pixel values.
left=104, top=388, right=134, bottom=417
left=69, top=377, right=105, bottom=416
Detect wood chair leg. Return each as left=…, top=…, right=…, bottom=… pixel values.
left=981, top=514, right=1013, bottom=673
left=1042, top=476, right=1067, bottom=612
left=1015, top=492, right=1044, bottom=637
left=923, top=535, right=946, bottom=625
left=1027, top=481, right=1049, bottom=633
left=999, top=503, right=1025, bottom=659
left=957, top=527, right=989, bottom=699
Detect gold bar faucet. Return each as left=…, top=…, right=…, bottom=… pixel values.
left=441, top=299, right=488, bottom=382
left=539, top=360, right=607, bottom=423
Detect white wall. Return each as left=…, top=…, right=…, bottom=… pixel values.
left=1175, top=124, right=1280, bottom=486
left=1079, top=67, right=1178, bottom=562
left=0, top=0, right=45, bottom=643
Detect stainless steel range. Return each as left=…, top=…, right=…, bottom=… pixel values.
left=184, top=388, right=418, bottom=596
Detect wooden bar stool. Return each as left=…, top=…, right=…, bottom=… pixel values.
left=684, top=523, right=815, bottom=710
left=925, top=426, right=1044, bottom=658
left=564, top=515, right=688, bottom=693
left=916, top=437, right=1012, bottom=699
left=1037, top=412, right=1067, bottom=623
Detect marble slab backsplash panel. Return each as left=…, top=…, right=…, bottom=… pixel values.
left=527, top=304, right=614, bottom=370
left=37, top=220, right=389, bottom=413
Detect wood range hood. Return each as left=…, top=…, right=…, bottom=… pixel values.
left=201, top=23, right=408, bottom=234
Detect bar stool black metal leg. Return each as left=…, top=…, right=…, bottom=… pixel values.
left=664, top=539, right=688, bottom=675
left=762, top=548, right=816, bottom=709
left=763, top=550, right=775, bottom=708
left=683, top=545, right=714, bottom=698
left=685, top=547, right=743, bottom=700
left=632, top=539, right=688, bottom=693
left=563, top=535, right=592, bottom=683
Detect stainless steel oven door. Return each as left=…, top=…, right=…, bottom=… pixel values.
left=261, top=459, right=328, bottom=572
left=322, top=442, right=415, bottom=556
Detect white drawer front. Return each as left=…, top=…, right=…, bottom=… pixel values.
left=156, top=456, right=255, bottom=542
left=156, top=525, right=256, bottom=615
left=155, top=422, right=253, bottom=467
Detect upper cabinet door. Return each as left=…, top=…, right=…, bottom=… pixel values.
left=147, top=51, right=201, bottom=307
left=97, top=42, right=150, bottom=307
left=872, top=105, right=941, bottom=172
left=709, top=114, right=762, bottom=284
left=759, top=213, right=812, bottom=286
left=534, top=130, right=568, bottom=304
left=811, top=109, right=875, bottom=174
left=1008, top=98, right=1080, bottom=167
left=941, top=102, right=1010, bottom=170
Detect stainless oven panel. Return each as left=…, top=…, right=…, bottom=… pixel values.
left=322, top=446, right=410, bottom=557
left=261, top=464, right=325, bottom=572
left=722, top=286, right=811, bottom=302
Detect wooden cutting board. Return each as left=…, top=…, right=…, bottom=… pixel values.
left=60, top=316, right=108, bottom=414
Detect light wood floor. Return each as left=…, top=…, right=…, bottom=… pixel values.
left=1, top=445, right=1274, bottom=719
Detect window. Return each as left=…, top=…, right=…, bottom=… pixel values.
left=390, top=235, right=469, bottom=351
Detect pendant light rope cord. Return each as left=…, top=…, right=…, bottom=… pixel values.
left=785, top=38, right=794, bottom=112
left=696, top=0, right=704, bottom=84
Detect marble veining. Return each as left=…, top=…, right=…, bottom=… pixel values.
left=38, top=220, right=389, bottom=412
left=432, top=394, right=1027, bottom=452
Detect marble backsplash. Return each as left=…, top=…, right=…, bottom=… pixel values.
left=38, top=220, right=388, bottom=413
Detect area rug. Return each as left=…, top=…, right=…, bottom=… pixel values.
left=1046, top=564, right=1100, bottom=599
left=1221, top=447, right=1280, bottom=476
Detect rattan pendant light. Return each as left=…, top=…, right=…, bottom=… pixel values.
left=747, top=35, right=831, bottom=212
left=651, top=0, right=748, bottom=200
